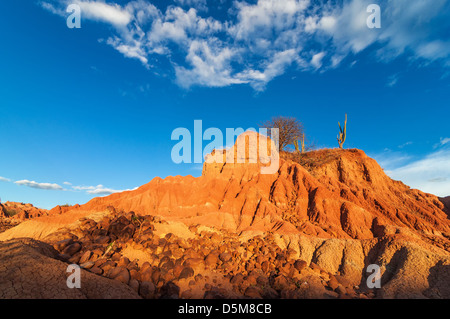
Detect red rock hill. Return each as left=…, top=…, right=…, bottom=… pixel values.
left=78, top=132, right=450, bottom=252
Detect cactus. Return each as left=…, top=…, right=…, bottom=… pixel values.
left=337, top=114, right=347, bottom=149
left=293, top=134, right=306, bottom=153
left=300, top=135, right=305, bottom=153
left=293, top=139, right=300, bottom=153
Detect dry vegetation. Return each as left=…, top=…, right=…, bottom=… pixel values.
left=280, top=148, right=344, bottom=172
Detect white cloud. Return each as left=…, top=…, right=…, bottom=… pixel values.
left=236, top=49, right=300, bottom=90
left=43, top=0, right=450, bottom=90
left=319, top=16, right=336, bottom=31
left=174, top=39, right=245, bottom=88
left=14, top=180, right=63, bottom=191
left=387, top=150, right=450, bottom=197
left=41, top=1, right=66, bottom=16
left=74, top=0, right=132, bottom=26
left=440, top=137, right=450, bottom=146
left=322, top=0, right=450, bottom=64
left=311, top=52, right=326, bottom=69
left=373, top=151, right=412, bottom=171
left=72, top=184, right=137, bottom=196
left=107, top=37, right=149, bottom=66
left=374, top=143, right=450, bottom=197
left=433, top=137, right=450, bottom=149
left=0, top=176, right=11, bottom=182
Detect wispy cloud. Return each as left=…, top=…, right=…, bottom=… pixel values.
left=373, top=151, right=412, bottom=170
left=432, top=137, right=450, bottom=149
left=40, top=1, right=66, bottom=16
left=72, top=184, right=138, bottom=195
left=386, top=73, right=400, bottom=87
left=41, top=0, right=450, bottom=90
left=398, top=141, right=413, bottom=149
left=439, top=137, right=450, bottom=146
left=3, top=175, right=134, bottom=196
left=311, top=52, right=326, bottom=69
left=374, top=141, right=450, bottom=197
left=14, top=180, right=64, bottom=190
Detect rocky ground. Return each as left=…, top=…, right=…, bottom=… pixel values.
left=44, top=210, right=369, bottom=299
left=2, top=207, right=449, bottom=299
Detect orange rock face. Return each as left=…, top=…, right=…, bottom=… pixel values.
left=77, top=133, right=450, bottom=252
left=0, top=202, right=48, bottom=220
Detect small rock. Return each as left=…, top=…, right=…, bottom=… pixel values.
left=336, top=284, right=347, bottom=295
left=62, top=243, right=81, bottom=256
left=140, top=268, right=153, bottom=282
left=151, top=268, right=161, bottom=284
left=79, top=250, right=92, bottom=264
left=140, top=281, right=156, bottom=299
left=230, top=273, right=244, bottom=285
left=173, top=265, right=184, bottom=278
left=160, top=282, right=180, bottom=299
left=179, top=267, right=195, bottom=280
left=293, top=260, right=307, bottom=272
left=129, top=279, right=140, bottom=293
left=327, top=275, right=339, bottom=291
left=80, top=261, right=95, bottom=269
left=261, top=261, right=269, bottom=273
left=219, top=252, right=232, bottom=262
left=204, top=253, right=219, bottom=269
left=94, top=236, right=110, bottom=245
left=109, top=267, right=130, bottom=285
left=272, top=275, right=289, bottom=291
left=183, top=258, right=204, bottom=272
left=117, top=256, right=130, bottom=268
left=53, top=238, right=74, bottom=252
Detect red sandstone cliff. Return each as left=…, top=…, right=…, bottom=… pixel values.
left=77, top=132, right=450, bottom=252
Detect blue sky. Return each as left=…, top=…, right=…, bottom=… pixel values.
left=0, top=0, right=449, bottom=209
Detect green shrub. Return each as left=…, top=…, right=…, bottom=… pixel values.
left=5, top=209, right=18, bottom=217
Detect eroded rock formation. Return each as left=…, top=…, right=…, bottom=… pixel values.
left=1, top=132, right=449, bottom=299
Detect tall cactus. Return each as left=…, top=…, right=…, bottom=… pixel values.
left=293, top=139, right=300, bottom=153
left=300, top=134, right=305, bottom=153
left=337, top=114, right=347, bottom=149
left=294, top=134, right=306, bottom=153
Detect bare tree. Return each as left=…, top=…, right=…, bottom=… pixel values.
left=260, top=116, right=304, bottom=151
